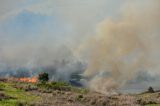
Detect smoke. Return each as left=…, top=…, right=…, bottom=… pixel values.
left=77, top=0, right=160, bottom=94
left=0, top=4, right=86, bottom=81
left=0, top=42, right=85, bottom=81
left=0, top=0, right=160, bottom=93
left=0, top=0, right=121, bottom=82
left=0, top=0, right=123, bottom=82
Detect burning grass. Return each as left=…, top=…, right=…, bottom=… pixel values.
left=18, top=77, right=37, bottom=83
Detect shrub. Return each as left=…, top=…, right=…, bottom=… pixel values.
left=76, top=94, right=83, bottom=101
left=38, top=72, right=49, bottom=83
left=148, top=86, right=155, bottom=93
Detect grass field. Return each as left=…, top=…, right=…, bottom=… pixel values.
left=0, top=82, right=40, bottom=106
left=0, top=81, right=160, bottom=106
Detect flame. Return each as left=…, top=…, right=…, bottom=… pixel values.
left=18, top=77, right=37, bottom=83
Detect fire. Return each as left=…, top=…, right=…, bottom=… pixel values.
left=18, top=77, right=38, bottom=83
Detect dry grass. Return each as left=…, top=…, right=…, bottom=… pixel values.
left=1, top=80, right=160, bottom=106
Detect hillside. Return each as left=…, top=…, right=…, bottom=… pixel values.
left=0, top=79, right=160, bottom=106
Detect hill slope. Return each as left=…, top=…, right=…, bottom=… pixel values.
left=0, top=80, right=160, bottom=106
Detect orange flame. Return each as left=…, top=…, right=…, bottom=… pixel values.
left=18, top=77, right=37, bottom=83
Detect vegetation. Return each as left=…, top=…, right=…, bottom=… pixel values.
left=137, top=90, right=160, bottom=106
left=0, top=78, right=160, bottom=106
left=0, top=82, right=39, bottom=106
left=38, top=72, right=49, bottom=83
left=37, top=81, right=88, bottom=94
left=148, top=86, right=155, bottom=93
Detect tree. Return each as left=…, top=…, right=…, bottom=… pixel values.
left=148, top=86, right=155, bottom=93
left=38, top=72, right=49, bottom=83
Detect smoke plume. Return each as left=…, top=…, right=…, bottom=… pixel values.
left=0, top=0, right=160, bottom=94
left=77, top=0, right=160, bottom=94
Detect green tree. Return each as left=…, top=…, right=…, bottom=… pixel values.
left=148, top=86, right=155, bottom=93
left=38, top=72, right=49, bottom=83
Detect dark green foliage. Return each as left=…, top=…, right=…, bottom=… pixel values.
left=148, top=86, right=155, bottom=93
left=78, top=94, right=83, bottom=99
left=38, top=72, right=49, bottom=83
left=76, top=94, right=84, bottom=101
left=148, top=101, right=157, bottom=104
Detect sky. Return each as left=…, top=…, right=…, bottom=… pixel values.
left=0, top=0, right=124, bottom=69
left=0, top=0, right=160, bottom=93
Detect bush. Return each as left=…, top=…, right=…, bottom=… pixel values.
left=77, top=94, right=83, bottom=101
left=38, top=72, right=49, bottom=83
left=148, top=86, right=155, bottom=93
left=78, top=94, right=83, bottom=99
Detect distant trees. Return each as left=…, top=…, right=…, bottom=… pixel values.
left=38, top=72, right=49, bottom=83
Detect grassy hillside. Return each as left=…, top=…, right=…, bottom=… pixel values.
left=137, top=92, right=160, bottom=106
left=0, top=80, right=160, bottom=106
left=0, top=82, right=39, bottom=106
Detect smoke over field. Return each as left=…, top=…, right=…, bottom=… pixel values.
left=0, top=0, right=160, bottom=94
left=76, top=0, right=160, bottom=94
